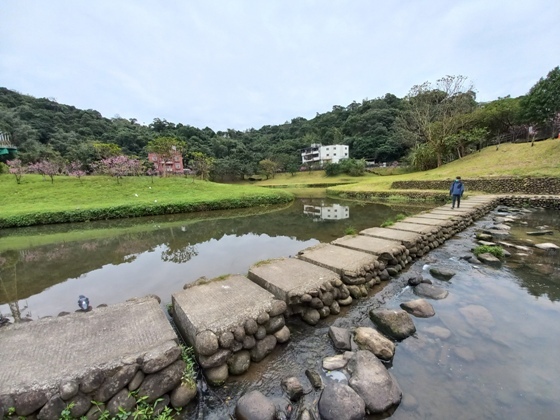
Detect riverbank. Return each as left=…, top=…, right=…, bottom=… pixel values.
left=0, top=175, right=293, bottom=228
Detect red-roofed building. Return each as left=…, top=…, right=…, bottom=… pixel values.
left=148, top=149, right=184, bottom=175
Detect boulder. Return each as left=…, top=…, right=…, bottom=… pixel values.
left=137, top=360, right=185, bottom=402
left=250, top=335, right=277, bottom=362
left=37, top=396, right=65, bottom=420
left=79, top=369, right=104, bottom=393
left=328, top=326, right=352, bottom=350
left=59, top=380, right=79, bottom=400
left=68, top=393, right=91, bottom=418
left=195, top=330, right=219, bottom=356
left=142, top=341, right=181, bottom=374
left=235, top=390, right=276, bottom=420
left=459, top=305, right=495, bottom=331
left=535, top=243, right=559, bottom=250
left=244, top=319, right=259, bottom=335
left=128, top=370, right=145, bottom=391
left=353, top=327, right=395, bottom=360
left=205, top=364, right=229, bottom=386
left=269, top=300, right=287, bottom=317
left=302, top=308, right=320, bottom=325
left=429, top=267, right=456, bottom=281
left=322, top=354, right=348, bottom=370
left=369, top=309, right=416, bottom=340
left=264, top=315, right=285, bottom=334
left=170, top=383, right=197, bottom=408
left=107, top=389, right=136, bottom=416
left=527, top=231, right=553, bottom=236
left=94, top=364, right=139, bottom=402
left=199, top=348, right=232, bottom=369
left=407, top=276, right=423, bottom=286
left=274, top=326, right=291, bottom=343
left=228, top=350, right=251, bottom=375
left=281, top=377, right=304, bottom=401
left=318, top=382, right=366, bottom=420
left=414, top=283, right=449, bottom=300
left=346, top=351, right=402, bottom=414
left=477, top=253, right=502, bottom=267
left=305, top=369, right=323, bottom=389
left=400, top=299, right=435, bottom=318
left=219, top=331, right=235, bottom=348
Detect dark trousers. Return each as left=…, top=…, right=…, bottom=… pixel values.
left=452, top=195, right=461, bottom=208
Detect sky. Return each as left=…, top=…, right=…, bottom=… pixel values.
left=1, top=0, right=559, bottom=131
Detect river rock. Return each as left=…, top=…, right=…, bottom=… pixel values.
left=68, top=393, right=91, bottom=418
left=219, top=331, right=235, bottom=348
left=535, top=243, right=559, bottom=250
left=199, top=348, right=232, bottom=369
left=477, top=252, right=502, bottom=267
left=302, top=308, right=320, bottom=325
left=205, top=364, right=229, bottom=386
left=400, top=299, right=435, bottom=318
left=478, top=240, right=497, bottom=246
left=235, top=390, right=276, bottom=420
left=476, top=233, right=493, bottom=241
left=353, top=327, right=395, bottom=360
left=37, top=396, right=65, bottom=420
left=338, top=296, right=353, bottom=306
left=269, top=300, right=287, bottom=316
left=281, top=377, right=304, bottom=401
left=454, top=346, right=476, bottom=362
left=274, top=326, right=291, bottom=343
left=424, top=326, right=451, bottom=339
left=330, top=301, right=341, bottom=315
left=429, top=267, right=456, bottom=280
left=369, top=309, right=416, bottom=340
left=347, top=285, right=361, bottom=299
left=318, top=306, right=331, bottom=318
left=414, top=283, right=449, bottom=300
left=323, top=354, right=349, bottom=370
left=170, top=383, right=197, bottom=408
left=329, top=326, right=352, bottom=350
left=79, top=369, right=104, bottom=393
left=94, top=364, right=138, bottom=402
left=407, top=275, right=423, bottom=286
left=255, top=325, right=267, bottom=340
left=257, top=312, right=270, bottom=324
left=298, top=409, right=313, bottom=420
left=527, top=230, right=553, bottom=236
left=14, top=390, right=48, bottom=416
left=128, top=370, right=145, bottom=391
left=305, top=369, right=323, bottom=389
left=459, top=305, right=495, bottom=331
left=244, top=319, right=259, bottom=335
left=228, top=350, right=251, bottom=375
left=318, top=382, right=366, bottom=420
left=243, top=335, right=256, bottom=349
left=265, top=315, right=285, bottom=334
left=59, top=380, right=79, bottom=400
left=107, top=389, right=136, bottom=416
left=347, top=350, right=402, bottom=414
left=234, top=325, right=246, bottom=342
left=250, top=335, right=277, bottom=362
left=142, top=340, right=181, bottom=374
left=195, top=330, right=219, bottom=356
left=137, top=360, right=184, bottom=402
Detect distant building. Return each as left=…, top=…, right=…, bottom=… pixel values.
left=301, top=143, right=349, bottom=165
left=148, top=149, right=184, bottom=175
left=303, top=203, right=350, bottom=221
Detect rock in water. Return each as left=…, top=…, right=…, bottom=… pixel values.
left=235, top=390, right=276, bottom=420
left=353, top=327, right=395, bottom=360
left=318, top=382, right=366, bottom=420
left=534, top=243, right=559, bottom=250
left=369, top=309, right=416, bottom=340
left=400, top=299, right=435, bottom=318
left=429, top=267, right=456, bottom=280
left=477, top=252, right=502, bottom=267
left=414, top=283, right=449, bottom=300
left=328, top=326, right=352, bottom=350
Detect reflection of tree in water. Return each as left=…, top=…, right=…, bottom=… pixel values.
left=0, top=255, right=30, bottom=322
left=160, top=227, right=199, bottom=263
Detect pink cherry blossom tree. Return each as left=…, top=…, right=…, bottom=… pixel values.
left=6, top=159, right=25, bottom=184
left=95, top=155, right=141, bottom=184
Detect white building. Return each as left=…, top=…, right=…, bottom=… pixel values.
left=301, top=143, right=349, bottom=165
left=303, top=204, right=350, bottom=221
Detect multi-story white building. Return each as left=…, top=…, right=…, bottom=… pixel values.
left=301, top=143, right=349, bottom=165
left=303, top=204, right=350, bottom=221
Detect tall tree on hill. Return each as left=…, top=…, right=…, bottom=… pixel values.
left=521, top=66, right=560, bottom=136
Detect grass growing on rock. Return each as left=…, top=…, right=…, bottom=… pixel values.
left=473, top=245, right=505, bottom=258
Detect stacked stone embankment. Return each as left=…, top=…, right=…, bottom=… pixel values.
left=0, top=297, right=194, bottom=419
left=172, top=275, right=289, bottom=385
left=391, top=178, right=560, bottom=195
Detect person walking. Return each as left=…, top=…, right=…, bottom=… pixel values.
left=449, top=176, right=464, bottom=209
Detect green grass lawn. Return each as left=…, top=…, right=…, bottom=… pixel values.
left=0, top=174, right=292, bottom=227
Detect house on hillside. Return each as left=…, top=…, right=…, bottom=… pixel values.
left=301, top=143, right=348, bottom=166
left=148, top=149, right=184, bottom=175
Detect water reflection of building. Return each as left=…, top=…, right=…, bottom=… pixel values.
left=303, top=204, right=350, bottom=221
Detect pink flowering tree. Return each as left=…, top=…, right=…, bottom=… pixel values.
left=6, top=159, right=25, bottom=184
left=95, top=155, right=141, bottom=183
left=27, top=160, right=61, bottom=184
left=67, top=161, right=86, bottom=183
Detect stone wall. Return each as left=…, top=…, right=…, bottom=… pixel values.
left=497, top=195, right=560, bottom=209
left=391, top=178, right=560, bottom=195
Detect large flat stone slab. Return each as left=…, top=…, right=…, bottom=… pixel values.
left=412, top=212, right=460, bottom=221
left=359, top=227, right=422, bottom=248
left=331, top=235, right=404, bottom=260
left=297, top=243, right=378, bottom=277
left=385, top=222, right=440, bottom=235
left=172, top=275, right=277, bottom=344
left=400, top=217, right=453, bottom=227
left=0, top=297, right=177, bottom=395
left=248, top=258, right=339, bottom=303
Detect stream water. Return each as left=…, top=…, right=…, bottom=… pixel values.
left=1, top=201, right=559, bottom=419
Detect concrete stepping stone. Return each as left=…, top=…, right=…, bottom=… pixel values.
left=534, top=243, right=559, bottom=250
left=297, top=242, right=381, bottom=286
left=172, top=275, right=289, bottom=381
left=248, top=258, right=344, bottom=324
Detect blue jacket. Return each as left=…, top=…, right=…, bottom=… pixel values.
left=450, top=180, right=464, bottom=196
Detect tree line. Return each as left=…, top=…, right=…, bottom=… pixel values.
left=0, top=66, right=558, bottom=178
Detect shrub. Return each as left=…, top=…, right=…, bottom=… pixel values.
left=473, top=245, right=504, bottom=258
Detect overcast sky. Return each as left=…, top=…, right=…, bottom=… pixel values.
left=1, top=1, right=558, bottom=131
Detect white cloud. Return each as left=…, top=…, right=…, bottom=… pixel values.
left=1, top=0, right=558, bottom=130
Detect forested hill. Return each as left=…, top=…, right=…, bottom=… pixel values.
left=0, top=87, right=405, bottom=172
left=0, top=67, right=558, bottom=177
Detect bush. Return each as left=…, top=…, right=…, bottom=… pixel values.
left=324, top=159, right=366, bottom=177
left=0, top=162, right=8, bottom=174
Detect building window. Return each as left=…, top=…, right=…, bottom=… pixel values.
left=175, top=163, right=180, bottom=169
left=152, top=156, right=157, bottom=161
left=174, top=156, right=180, bottom=162
left=334, top=153, right=337, bottom=156
left=345, top=153, right=348, bottom=156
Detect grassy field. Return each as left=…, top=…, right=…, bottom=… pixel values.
left=251, top=139, right=560, bottom=193
left=0, top=174, right=292, bottom=227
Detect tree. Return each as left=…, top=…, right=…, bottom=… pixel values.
left=27, top=159, right=61, bottom=183
left=189, top=152, right=214, bottom=181
left=258, top=159, right=278, bottom=179
left=94, top=155, right=141, bottom=183
left=521, top=66, right=560, bottom=136
left=396, top=75, right=477, bottom=168
left=66, top=161, right=86, bottom=183
left=7, top=159, right=25, bottom=184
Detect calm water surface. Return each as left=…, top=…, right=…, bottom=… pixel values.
left=0, top=198, right=429, bottom=318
